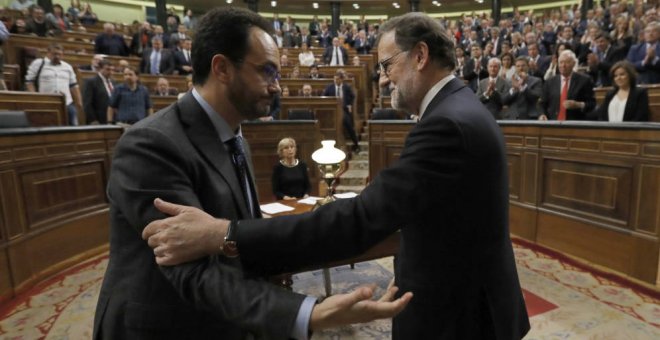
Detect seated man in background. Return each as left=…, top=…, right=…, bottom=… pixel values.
left=25, top=5, right=61, bottom=37
left=301, top=83, right=313, bottom=97
left=477, top=57, right=509, bottom=119
left=154, top=77, right=178, bottom=96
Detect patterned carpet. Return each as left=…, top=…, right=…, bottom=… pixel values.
left=1, top=239, right=659, bottom=339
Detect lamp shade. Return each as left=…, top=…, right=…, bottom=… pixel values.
left=311, top=140, right=346, bottom=165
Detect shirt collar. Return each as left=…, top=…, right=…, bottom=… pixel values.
left=191, top=88, right=239, bottom=143
left=419, top=74, right=455, bottom=119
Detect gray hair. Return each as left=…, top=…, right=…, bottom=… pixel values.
left=488, top=57, right=502, bottom=67
left=378, top=12, right=456, bottom=70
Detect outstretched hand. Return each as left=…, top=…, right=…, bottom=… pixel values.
left=142, top=198, right=229, bottom=265
left=310, top=284, right=413, bottom=331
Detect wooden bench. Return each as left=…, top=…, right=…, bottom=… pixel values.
left=62, top=30, right=132, bottom=46
left=151, top=95, right=178, bottom=111
left=594, top=84, right=660, bottom=122
left=242, top=120, right=322, bottom=201
left=3, top=65, right=21, bottom=91
left=4, top=34, right=96, bottom=65
left=280, top=96, right=344, bottom=148
left=0, top=91, right=67, bottom=126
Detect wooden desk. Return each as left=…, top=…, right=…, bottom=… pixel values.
left=279, top=97, right=345, bottom=148
left=266, top=200, right=400, bottom=295
left=0, top=91, right=68, bottom=126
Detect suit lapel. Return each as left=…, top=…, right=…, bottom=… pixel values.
left=622, top=88, right=636, bottom=121
left=177, top=93, right=251, bottom=218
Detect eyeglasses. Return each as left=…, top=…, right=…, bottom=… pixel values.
left=240, top=60, right=281, bottom=85
left=378, top=50, right=407, bottom=78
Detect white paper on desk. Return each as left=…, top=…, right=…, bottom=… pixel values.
left=334, top=192, right=358, bottom=199
left=298, top=196, right=322, bottom=205
left=260, top=202, right=295, bottom=214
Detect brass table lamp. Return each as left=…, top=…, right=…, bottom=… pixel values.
left=311, top=140, right=346, bottom=209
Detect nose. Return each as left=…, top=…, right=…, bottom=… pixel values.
left=378, top=72, right=390, bottom=89
left=269, top=79, right=281, bottom=94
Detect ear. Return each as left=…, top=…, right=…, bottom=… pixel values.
left=415, top=41, right=431, bottom=71
left=211, top=54, right=233, bottom=84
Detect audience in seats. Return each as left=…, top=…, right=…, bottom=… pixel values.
left=174, top=38, right=193, bottom=75
left=130, top=21, right=153, bottom=56
left=589, top=61, right=650, bottom=122
left=25, top=43, right=82, bottom=125
left=25, top=5, right=61, bottom=37
left=47, top=4, right=71, bottom=31
left=9, top=0, right=34, bottom=11
left=300, top=27, right=312, bottom=48
left=463, top=44, right=489, bottom=92
left=95, top=23, right=129, bottom=57
left=140, top=36, right=175, bottom=75
left=352, top=55, right=362, bottom=66
left=499, top=52, right=516, bottom=81
left=78, top=2, right=98, bottom=25
left=502, top=56, right=543, bottom=120
left=308, top=64, right=323, bottom=79
left=281, top=85, right=290, bottom=97
left=182, top=9, right=197, bottom=30
left=298, top=43, right=315, bottom=67
left=301, top=83, right=313, bottom=97
left=544, top=43, right=573, bottom=81
left=317, top=24, right=332, bottom=48
left=477, top=58, right=510, bottom=119
left=353, top=29, right=372, bottom=55
left=290, top=65, right=300, bottom=78
left=322, top=69, right=360, bottom=152
left=279, top=54, right=290, bottom=67
left=526, top=42, right=552, bottom=79
left=83, top=59, right=114, bottom=124
left=151, top=25, right=169, bottom=49
left=271, top=137, right=311, bottom=201
left=154, top=77, right=178, bottom=96
left=540, top=50, right=595, bottom=120
left=626, top=22, right=660, bottom=84
left=323, top=37, right=348, bottom=66
left=587, top=32, right=627, bottom=86
left=107, top=67, right=152, bottom=125
left=67, top=0, right=81, bottom=20
left=454, top=46, right=465, bottom=78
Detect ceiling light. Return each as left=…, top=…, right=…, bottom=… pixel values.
left=353, top=4, right=359, bottom=9
left=226, top=0, right=233, bottom=3
left=313, top=2, right=318, bottom=9
left=393, top=3, right=400, bottom=8
left=271, top=1, right=277, bottom=7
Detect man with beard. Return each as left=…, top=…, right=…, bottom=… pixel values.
left=94, top=7, right=411, bottom=340
left=143, top=11, right=530, bottom=340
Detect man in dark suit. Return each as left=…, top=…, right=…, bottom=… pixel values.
left=94, top=7, right=410, bottom=340
left=323, top=37, right=349, bottom=66
left=153, top=77, right=178, bottom=96
left=317, top=25, right=333, bottom=48
left=526, top=42, right=551, bottom=79
left=587, top=33, right=626, bottom=86
left=626, top=22, right=660, bottom=84
left=540, top=50, right=596, bottom=120
left=144, top=12, right=530, bottom=340
left=82, top=59, right=114, bottom=124
left=477, top=57, right=510, bottom=119
left=463, top=44, right=489, bottom=92
left=502, top=57, right=543, bottom=119
left=322, top=69, right=360, bottom=152
left=300, top=27, right=313, bottom=48
left=174, top=38, right=193, bottom=75
left=94, top=22, right=129, bottom=56
left=140, top=36, right=175, bottom=75
left=353, top=30, right=371, bottom=55
left=130, top=21, right=152, bottom=56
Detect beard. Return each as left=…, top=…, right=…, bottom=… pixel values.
left=228, top=75, right=271, bottom=120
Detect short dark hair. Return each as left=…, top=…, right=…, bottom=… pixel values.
left=47, top=42, right=63, bottom=51
left=98, top=59, right=112, bottom=68
left=377, top=12, right=456, bottom=70
left=610, top=61, right=637, bottom=89
left=192, top=7, right=273, bottom=85
left=594, top=31, right=612, bottom=42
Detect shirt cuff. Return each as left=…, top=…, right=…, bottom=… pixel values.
left=291, top=296, right=318, bottom=340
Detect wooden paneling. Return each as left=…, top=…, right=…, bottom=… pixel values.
left=279, top=97, right=344, bottom=148
left=0, top=91, right=67, bottom=126
left=151, top=96, right=178, bottom=111
left=0, top=126, right=122, bottom=299
left=3, top=64, right=21, bottom=91
left=241, top=121, right=321, bottom=201
left=368, top=120, right=660, bottom=284
left=367, top=121, right=414, bottom=181
left=4, top=34, right=96, bottom=65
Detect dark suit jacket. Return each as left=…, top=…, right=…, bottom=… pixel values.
left=463, top=57, right=489, bottom=92
left=626, top=42, right=660, bottom=84
left=140, top=48, right=175, bottom=75
left=502, top=75, right=543, bottom=119
left=587, top=46, right=627, bottom=86
left=322, top=46, right=349, bottom=65
left=93, top=93, right=305, bottom=339
left=353, top=38, right=371, bottom=55
left=83, top=74, right=113, bottom=124
left=529, top=55, right=551, bottom=79
left=235, top=78, right=530, bottom=339
left=130, top=30, right=152, bottom=56
left=590, top=87, right=650, bottom=122
left=477, top=76, right=509, bottom=119
left=322, top=83, right=355, bottom=114
left=174, top=50, right=192, bottom=75
left=540, top=72, right=596, bottom=120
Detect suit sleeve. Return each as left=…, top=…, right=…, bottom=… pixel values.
left=271, top=164, right=284, bottom=200
left=109, top=127, right=306, bottom=338
left=236, top=115, right=467, bottom=273
left=581, top=77, right=596, bottom=114
left=82, top=79, right=95, bottom=122
left=634, top=88, right=650, bottom=122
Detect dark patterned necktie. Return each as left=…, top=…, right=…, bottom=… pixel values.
left=226, top=136, right=255, bottom=217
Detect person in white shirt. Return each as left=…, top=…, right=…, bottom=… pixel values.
left=322, top=37, right=348, bottom=66
left=298, top=43, right=315, bottom=66
left=25, top=43, right=82, bottom=125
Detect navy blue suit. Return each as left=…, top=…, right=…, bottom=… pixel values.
left=322, top=83, right=359, bottom=148
left=626, top=42, right=660, bottom=84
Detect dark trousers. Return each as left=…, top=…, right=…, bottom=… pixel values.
left=343, top=110, right=359, bottom=147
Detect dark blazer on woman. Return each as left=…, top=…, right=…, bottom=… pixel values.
left=93, top=92, right=306, bottom=339
left=271, top=161, right=311, bottom=199
left=235, top=78, right=531, bottom=339
left=591, top=86, right=650, bottom=122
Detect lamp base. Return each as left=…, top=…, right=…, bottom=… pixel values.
left=312, top=195, right=335, bottom=211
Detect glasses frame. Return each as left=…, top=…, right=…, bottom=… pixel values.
left=378, top=50, right=407, bottom=78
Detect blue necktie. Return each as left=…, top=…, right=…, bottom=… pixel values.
left=226, top=136, right=255, bottom=218
left=151, top=51, right=160, bottom=75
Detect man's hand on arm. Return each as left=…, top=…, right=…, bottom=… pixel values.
left=142, top=198, right=228, bottom=265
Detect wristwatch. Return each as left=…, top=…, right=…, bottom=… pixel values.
left=221, top=220, right=239, bottom=258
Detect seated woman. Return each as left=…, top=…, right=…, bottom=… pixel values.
left=271, top=137, right=311, bottom=200
left=590, top=61, right=649, bottom=122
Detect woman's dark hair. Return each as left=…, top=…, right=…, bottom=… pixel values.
left=378, top=12, right=456, bottom=70
left=192, top=7, right=273, bottom=85
left=610, top=60, right=638, bottom=89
